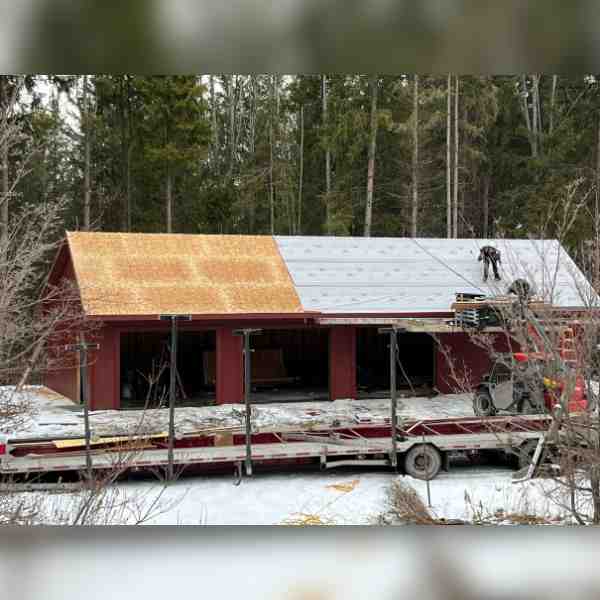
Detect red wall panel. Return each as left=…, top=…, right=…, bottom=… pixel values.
left=44, top=363, right=79, bottom=403
left=435, top=332, right=514, bottom=393
left=89, top=326, right=120, bottom=410
left=216, top=327, right=244, bottom=404
left=329, top=326, right=357, bottom=400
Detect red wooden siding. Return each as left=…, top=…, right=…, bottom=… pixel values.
left=89, top=326, right=120, bottom=410
left=42, top=243, right=80, bottom=404
left=435, top=332, right=514, bottom=393
left=329, top=326, right=357, bottom=400
left=216, top=327, right=244, bottom=404
left=44, top=361, right=79, bottom=404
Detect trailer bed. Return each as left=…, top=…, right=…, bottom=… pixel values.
left=0, top=387, right=552, bottom=478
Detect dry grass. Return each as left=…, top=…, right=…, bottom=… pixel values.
left=325, top=479, right=360, bottom=493
left=378, top=479, right=441, bottom=525
left=378, top=479, right=562, bottom=526
left=463, top=490, right=560, bottom=525
left=281, top=513, right=337, bottom=526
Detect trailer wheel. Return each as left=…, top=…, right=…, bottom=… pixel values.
left=473, top=389, right=496, bottom=417
left=404, top=444, right=442, bottom=480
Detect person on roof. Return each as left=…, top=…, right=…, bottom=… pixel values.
left=478, top=245, right=501, bottom=282
left=508, top=278, right=533, bottom=300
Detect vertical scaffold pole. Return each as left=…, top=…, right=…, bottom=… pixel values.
left=234, top=328, right=262, bottom=478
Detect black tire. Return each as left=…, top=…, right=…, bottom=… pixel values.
left=473, top=388, right=496, bottom=417
left=404, top=444, right=442, bottom=480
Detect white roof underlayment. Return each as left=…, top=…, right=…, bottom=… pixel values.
left=275, top=236, right=597, bottom=314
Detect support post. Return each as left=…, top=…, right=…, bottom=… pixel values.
left=379, top=327, right=406, bottom=470
left=159, top=314, right=192, bottom=482
left=234, top=328, right=262, bottom=478
left=65, top=339, right=100, bottom=482
left=168, top=318, right=177, bottom=479
left=389, top=330, right=398, bottom=469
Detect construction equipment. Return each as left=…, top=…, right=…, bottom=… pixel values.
left=472, top=352, right=577, bottom=417
left=455, top=291, right=589, bottom=417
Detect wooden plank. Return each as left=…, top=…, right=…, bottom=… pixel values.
left=318, top=317, right=457, bottom=333
left=54, top=432, right=168, bottom=449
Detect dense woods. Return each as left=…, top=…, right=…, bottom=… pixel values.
left=2, top=74, right=600, bottom=253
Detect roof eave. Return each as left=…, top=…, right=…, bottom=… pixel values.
left=86, top=311, right=321, bottom=322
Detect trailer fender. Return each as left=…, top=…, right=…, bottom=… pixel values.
left=403, top=443, right=443, bottom=481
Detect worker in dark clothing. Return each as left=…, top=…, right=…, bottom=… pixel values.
left=508, top=278, right=532, bottom=300
left=478, top=245, right=502, bottom=282
left=508, top=278, right=534, bottom=319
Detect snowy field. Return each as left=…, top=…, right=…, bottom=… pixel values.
left=11, top=464, right=566, bottom=525
left=137, top=466, right=561, bottom=525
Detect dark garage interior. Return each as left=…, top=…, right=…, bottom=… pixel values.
left=356, top=328, right=435, bottom=398
left=249, top=328, right=330, bottom=402
left=120, top=331, right=216, bottom=408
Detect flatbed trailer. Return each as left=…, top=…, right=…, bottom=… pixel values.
left=0, top=410, right=552, bottom=480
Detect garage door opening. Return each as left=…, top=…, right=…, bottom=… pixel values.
left=247, top=328, right=329, bottom=403
left=120, top=331, right=216, bottom=408
left=356, top=328, right=435, bottom=398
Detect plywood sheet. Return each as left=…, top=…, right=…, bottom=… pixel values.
left=67, top=232, right=303, bottom=317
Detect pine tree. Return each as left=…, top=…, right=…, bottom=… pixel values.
left=136, top=76, right=210, bottom=233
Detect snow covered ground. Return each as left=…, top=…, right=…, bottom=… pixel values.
left=138, top=466, right=565, bottom=525
left=142, top=466, right=562, bottom=525
left=13, top=464, right=566, bottom=525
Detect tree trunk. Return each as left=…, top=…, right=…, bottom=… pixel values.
left=532, top=74, right=540, bottom=157
left=535, top=74, right=543, bottom=152
left=228, top=75, right=235, bottom=177
left=549, top=75, right=558, bottom=135
left=125, top=76, right=133, bottom=232
left=595, top=112, right=600, bottom=283
left=322, top=75, right=331, bottom=233
left=274, top=75, right=280, bottom=117
left=83, top=75, right=91, bottom=231
left=446, top=73, right=452, bottom=238
left=210, top=75, right=218, bottom=168
left=364, top=75, right=378, bottom=237
left=248, top=76, right=257, bottom=233
left=119, top=78, right=128, bottom=232
left=166, top=167, right=172, bottom=233
left=297, top=104, right=304, bottom=235
left=126, top=145, right=132, bottom=231
left=411, top=74, right=419, bottom=238
left=1, top=131, right=7, bottom=248
left=453, top=75, right=459, bottom=238
left=269, top=75, right=275, bottom=235
left=482, top=175, right=490, bottom=238
left=521, top=75, right=536, bottom=158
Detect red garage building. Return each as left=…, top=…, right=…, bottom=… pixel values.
left=43, top=232, right=589, bottom=410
